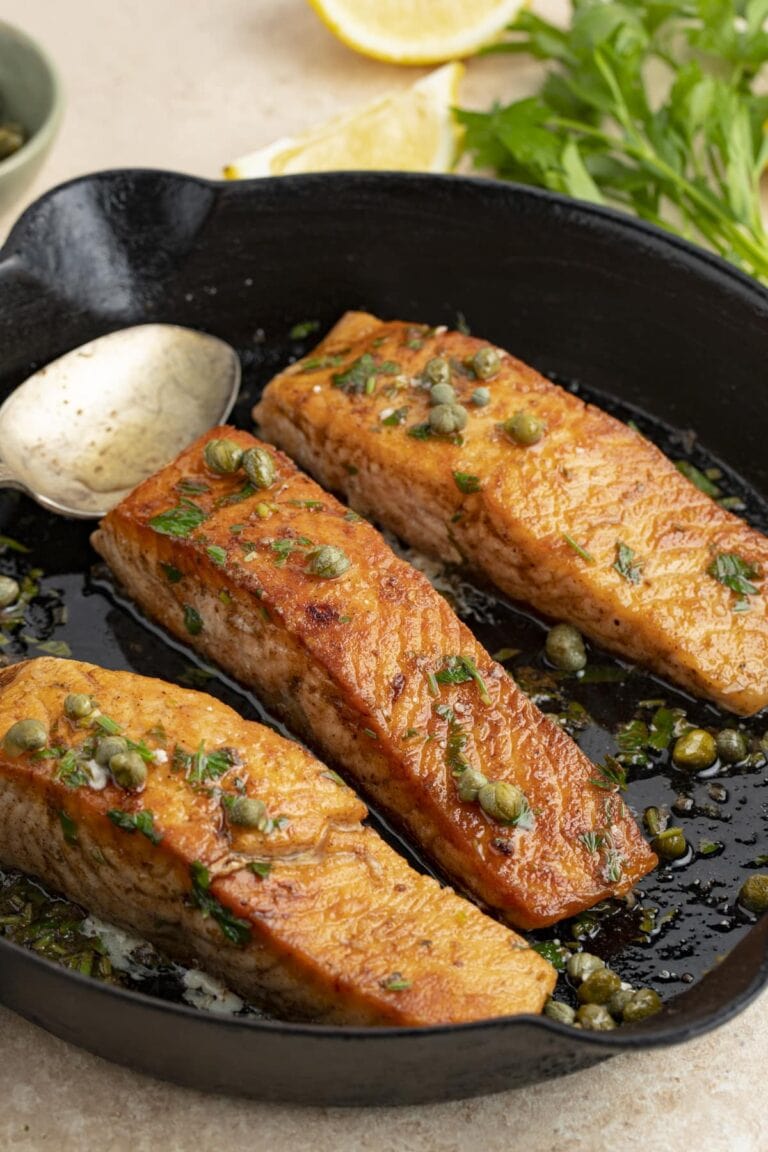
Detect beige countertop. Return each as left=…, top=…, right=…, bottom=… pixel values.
left=0, top=2, right=766, bottom=1149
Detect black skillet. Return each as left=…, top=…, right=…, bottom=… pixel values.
left=0, top=170, right=766, bottom=1105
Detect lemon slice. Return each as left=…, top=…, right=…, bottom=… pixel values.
left=307, top=0, right=523, bottom=65
left=224, top=63, right=464, bottom=179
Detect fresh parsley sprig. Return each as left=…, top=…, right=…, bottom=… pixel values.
left=458, top=1, right=768, bottom=282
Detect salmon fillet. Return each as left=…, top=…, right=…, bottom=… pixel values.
left=254, top=312, right=768, bottom=716
left=0, top=657, right=556, bottom=1025
left=92, top=428, right=656, bottom=930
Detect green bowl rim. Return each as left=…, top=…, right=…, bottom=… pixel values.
left=0, top=18, right=63, bottom=178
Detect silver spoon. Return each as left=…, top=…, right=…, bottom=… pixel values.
left=0, top=324, right=241, bottom=518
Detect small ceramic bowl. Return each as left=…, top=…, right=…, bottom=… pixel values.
left=0, top=20, right=62, bottom=218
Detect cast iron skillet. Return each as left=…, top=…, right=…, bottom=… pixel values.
left=0, top=169, right=766, bottom=1106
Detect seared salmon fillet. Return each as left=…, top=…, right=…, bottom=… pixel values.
left=0, top=657, right=556, bottom=1024
left=255, top=312, right=768, bottom=716
left=93, top=428, right=656, bottom=930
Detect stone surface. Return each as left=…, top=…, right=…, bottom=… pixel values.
left=0, top=1, right=766, bottom=1148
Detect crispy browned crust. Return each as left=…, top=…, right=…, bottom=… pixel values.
left=254, top=312, right=768, bottom=716
left=0, top=657, right=556, bottom=1024
left=93, top=428, right=656, bottom=929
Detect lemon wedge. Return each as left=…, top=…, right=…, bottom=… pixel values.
left=306, top=0, right=523, bottom=65
left=224, top=62, right=464, bottom=179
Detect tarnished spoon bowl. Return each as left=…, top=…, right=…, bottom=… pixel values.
left=0, top=323, right=241, bottom=517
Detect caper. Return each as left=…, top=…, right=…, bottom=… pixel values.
left=64, top=693, right=95, bottom=720
left=504, top=410, right=545, bottom=446
left=306, top=545, right=351, bottom=580
left=478, top=780, right=527, bottom=823
left=578, top=967, right=622, bottom=1005
left=566, top=951, right=605, bottom=984
left=738, top=874, right=768, bottom=914
left=471, top=387, right=491, bottom=407
left=652, top=827, right=687, bottom=861
left=429, top=382, right=456, bottom=407
left=95, top=735, right=128, bottom=766
left=456, top=767, right=488, bottom=803
left=242, top=446, right=276, bottom=490
left=608, top=987, right=635, bottom=1019
left=716, top=728, right=747, bottom=764
left=428, top=403, right=468, bottom=435
left=424, top=357, right=450, bottom=388
left=672, top=728, right=717, bottom=771
left=643, top=806, right=667, bottom=838
left=204, top=438, right=243, bottom=475
left=544, top=999, right=576, bottom=1025
left=109, top=751, right=147, bottom=791
left=576, top=1003, right=616, bottom=1031
left=226, top=796, right=267, bottom=829
left=545, top=623, right=587, bottom=672
left=3, top=718, right=47, bottom=756
left=0, top=575, right=20, bottom=608
left=472, top=348, right=501, bottom=380
left=622, top=988, right=662, bottom=1022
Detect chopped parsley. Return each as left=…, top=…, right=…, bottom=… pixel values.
left=108, top=809, right=163, bottom=844
left=289, top=319, right=320, bottom=340
left=174, top=742, right=240, bottom=784
left=148, top=499, right=206, bottom=538
left=589, top=755, right=627, bottom=792
left=613, top=541, right=643, bottom=585
left=381, top=973, right=411, bottom=992
left=407, top=422, right=432, bottom=440
left=675, top=460, right=721, bottom=497
left=205, top=545, right=227, bottom=567
left=332, top=354, right=400, bottom=395
left=300, top=354, right=345, bottom=372
left=175, top=478, right=210, bottom=495
left=94, top=713, right=123, bottom=736
left=435, top=655, right=491, bottom=704
left=271, top=536, right=313, bottom=566
left=189, top=861, right=251, bottom=946
left=707, top=552, right=760, bottom=611
left=55, top=750, right=88, bottom=790
left=59, top=811, right=78, bottom=844
left=531, top=941, right=568, bottom=970
left=247, top=860, right=272, bottom=879
left=381, top=406, right=409, bottom=426
left=287, top=499, right=324, bottom=510
left=453, top=471, right=482, bottom=494
left=579, top=831, right=605, bottom=854
left=215, top=482, right=257, bottom=507
left=183, top=605, right=203, bottom=635
left=160, top=563, right=183, bottom=583
left=562, top=533, right=595, bottom=563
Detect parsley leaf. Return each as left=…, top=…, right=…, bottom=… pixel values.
left=149, top=499, right=206, bottom=538
left=108, top=809, right=163, bottom=845
left=381, top=406, right=409, bottom=426
left=453, top=471, right=482, bottom=494
left=332, top=354, right=400, bottom=395
left=205, top=545, right=227, bottom=567
left=160, top=563, right=183, bottom=583
left=435, top=655, right=491, bottom=704
left=562, top=533, right=595, bottom=563
left=189, top=861, right=251, bottom=946
left=183, top=605, right=203, bottom=635
left=613, top=541, right=643, bottom=584
left=289, top=319, right=320, bottom=340
left=676, top=460, right=721, bottom=497
left=708, top=551, right=760, bottom=610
